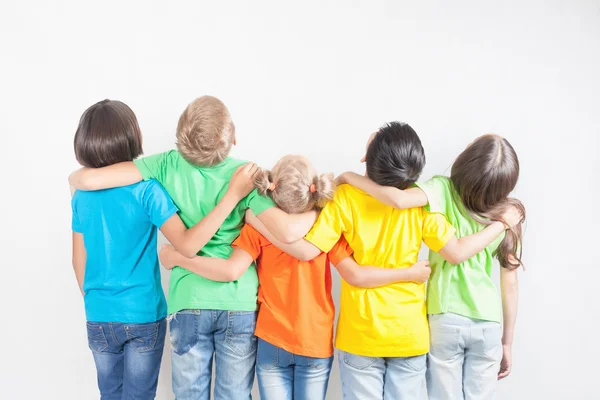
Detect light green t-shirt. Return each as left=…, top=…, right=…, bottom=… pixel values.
left=416, top=176, right=504, bottom=323
left=135, top=151, right=276, bottom=314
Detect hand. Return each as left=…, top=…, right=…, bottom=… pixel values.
left=498, top=344, right=512, bottom=379
left=408, top=260, right=431, bottom=283
left=159, top=244, right=180, bottom=270
left=227, top=163, right=258, bottom=200
left=501, top=205, right=523, bottom=229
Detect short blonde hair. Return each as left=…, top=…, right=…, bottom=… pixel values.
left=176, top=96, right=234, bottom=166
left=255, top=155, right=336, bottom=214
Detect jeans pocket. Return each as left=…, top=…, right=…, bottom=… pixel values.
left=86, top=322, right=108, bottom=353
left=403, top=354, right=427, bottom=372
left=343, top=352, right=377, bottom=370
left=308, top=356, right=334, bottom=371
left=170, top=312, right=199, bottom=355
left=125, top=322, right=159, bottom=353
left=482, top=324, right=502, bottom=360
left=256, top=339, right=279, bottom=370
left=429, top=326, right=461, bottom=362
left=226, top=311, right=257, bottom=357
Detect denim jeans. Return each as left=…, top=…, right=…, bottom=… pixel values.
left=86, top=319, right=166, bottom=400
left=169, top=309, right=257, bottom=400
left=427, top=313, right=503, bottom=400
left=338, top=350, right=426, bottom=399
left=256, top=338, right=333, bottom=400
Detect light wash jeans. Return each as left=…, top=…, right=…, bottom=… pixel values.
left=427, top=313, right=503, bottom=400
left=256, top=338, right=333, bottom=400
left=169, top=309, right=257, bottom=400
left=86, top=319, right=166, bottom=400
left=338, top=350, right=426, bottom=399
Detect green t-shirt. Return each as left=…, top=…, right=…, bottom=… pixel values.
left=416, top=176, right=504, bottom=323
left=135, top=151, right=276, bottom=314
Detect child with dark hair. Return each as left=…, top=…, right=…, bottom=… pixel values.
left=262, top=123, right=521, bottom=399
left=71, top=99, right=257, bottom=399
left=339, top=134, right=525, bottom=399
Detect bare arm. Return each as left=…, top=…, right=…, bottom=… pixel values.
left=160, top=164, right=258, bottom=257
left=159, top=245, right=254, bottom=282
left=255, top=207, right=318, bottom=244
left=498, top=261, right=519, bottom=379
left=438, top=221, right=506, bottom=265
left=72, top=232, right=86, bottom=296
left=69, top=162, right=142, bottom=190
left=246, top=210, right=322, bottom=261
left=337, top=172, right=428, bottom=209
left=334, top=258, right=431, bottom=288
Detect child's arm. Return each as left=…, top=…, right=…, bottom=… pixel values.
left=245, top=210, right=322, bottom=261
left=337, top=172, right=428, bottom=209
left=438, top=206, right=522, bottom=265
left=255, top=207, right=318, bottom=244
left=498, top=261, right=519, bottom=380
left=334, top=258, right=431, bottom=288
left=160, top=164, right=257, bottom=257
left=69, top=162, right=142, bottom=190
left=72, top=232, right=86, bottom=296
left=159, top=245, right=254, bottom=282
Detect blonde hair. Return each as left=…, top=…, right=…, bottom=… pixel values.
left=176, top=96, right=235, bottom=166
left=255, top=155, right=336, bottom=214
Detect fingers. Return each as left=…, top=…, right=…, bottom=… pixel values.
left=498, top=367, right=511, bottom=380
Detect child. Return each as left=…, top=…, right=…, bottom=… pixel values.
left=338, top=134, right=525, bottom=399
left=69, top=96, right=317, bottom=400
left=71, top=100, right=257, bottom=399
left=261, top=123, right=521, bottom=400
left=158, top=154, right=432, bottom=400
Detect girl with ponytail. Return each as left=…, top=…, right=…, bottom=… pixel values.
left=338, top=134, right=525, bottom=399
left=159, top=155, right=431, bottom=400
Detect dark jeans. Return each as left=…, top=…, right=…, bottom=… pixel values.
left=86, top=319, right=167, bottom=400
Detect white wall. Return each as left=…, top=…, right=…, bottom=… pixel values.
left=1, top=1, right=598, bottom=399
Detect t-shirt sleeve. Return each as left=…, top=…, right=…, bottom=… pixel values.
left=304, top=188, right=350, bottom=253
left=415, top=176, right=452, bottom=215
left=142, top=180, right=179, bottom=228
left=327, top=236, right=354, bottom=265
left=422, top=209, right=457, bottom=252
left=134, top=151, right=171, bottom=183
left=232, top=224, right=264, bottom=260
left=71, top=194, right=82, bottom=233
left=244, top=188, right=276, bottom=216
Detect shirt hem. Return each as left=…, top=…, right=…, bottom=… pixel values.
left=168, top=302, right=258, bottom=314
left=85, top=314, right=166, bottom=324
left=335, top=343, right=429, bottom=358
left=428, top=307, right=501, bottom=324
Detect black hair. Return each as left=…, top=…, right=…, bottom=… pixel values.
left=365, top=121, right=425, bottom=189
left=74, top=99, right=143, bottom=168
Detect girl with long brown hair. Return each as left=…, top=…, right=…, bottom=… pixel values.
left=338, top=134, right=525, bottom=399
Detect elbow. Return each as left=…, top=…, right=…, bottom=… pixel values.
left=179, top=247, right=199, bottom=259
left=226, top=269, right=245, bottom=282
left=444, top=253, right=464, bottom=265
left=297, top=251, right=314, bottom=262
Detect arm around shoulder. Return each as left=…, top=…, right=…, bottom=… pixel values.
left=69, top=162, right=143, bottom=191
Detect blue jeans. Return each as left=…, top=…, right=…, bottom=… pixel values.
left=169, top=309, right=257, bottom=400
left=256, top=338, right=333, bottom=400
left=427, top=313, right=502, bottom=400
left=86, top=319, right=166, bottom=400
left=338, top=350, right=426, bottom=400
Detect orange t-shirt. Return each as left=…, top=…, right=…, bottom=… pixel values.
left=232, top=224, right=353, bottom=358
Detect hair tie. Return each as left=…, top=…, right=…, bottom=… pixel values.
left=268, top=182, right=276, bottom=191
left=309, top=184, right=317, bottom=193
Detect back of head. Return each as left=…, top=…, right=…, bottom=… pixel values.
left=74, top=99, right=143, bottom=168
left=176, top=96, right=235, bottom=167
left=451, top=134, right=525, bottom=269
left=365, top=122, right=425, bottom=189
left=254, top=155, right=336, bottom=214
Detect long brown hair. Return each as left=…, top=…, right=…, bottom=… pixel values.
left=450, top=134, right=525, bottom=269
left=255, top=155, right=336, bottom=214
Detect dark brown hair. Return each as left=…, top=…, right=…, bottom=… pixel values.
left=450, top=134, right=525, bottom=269
left=74, top=99, right=143, bottom=168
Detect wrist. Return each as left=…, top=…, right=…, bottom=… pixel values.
left=223, top=191, right=244, bottom=204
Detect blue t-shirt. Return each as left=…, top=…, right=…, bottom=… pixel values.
left=71, top=180, right=178, bottom=323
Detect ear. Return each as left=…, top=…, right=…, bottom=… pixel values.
left=233, top=136, right=237, bottom=146
left=360, top=155, right=366, bottom=163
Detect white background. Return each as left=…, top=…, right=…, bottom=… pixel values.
left=1, top=1, right=599, bottom=399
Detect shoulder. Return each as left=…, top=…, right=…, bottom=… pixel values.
left=334, top=184, right=360, bottom=200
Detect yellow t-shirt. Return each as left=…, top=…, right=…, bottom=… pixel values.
left=305, top=184, right=456, bottom=357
